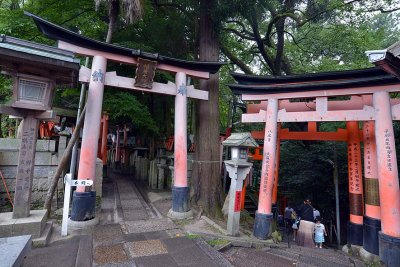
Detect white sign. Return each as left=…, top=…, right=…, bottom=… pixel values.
left=71, top=180, right=93, bottom=186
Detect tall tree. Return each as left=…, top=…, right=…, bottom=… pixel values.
left=192, top=0, right=223, bottom=217
left=95, top=0, right=144, bottom=43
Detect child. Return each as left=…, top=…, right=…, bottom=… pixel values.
left=314, top=217, right=327, bottom=248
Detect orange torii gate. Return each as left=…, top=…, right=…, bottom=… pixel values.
left=229, top=59, right=400, bottom=266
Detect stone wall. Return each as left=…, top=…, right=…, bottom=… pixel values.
left=0, top=137, right=63, bottom=208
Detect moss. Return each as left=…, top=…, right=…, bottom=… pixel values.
left=206, top=238, right=230, bottom=247
left=186, top=233, right=201, bottom=239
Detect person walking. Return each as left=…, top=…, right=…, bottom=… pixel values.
left=284, top=204, right=294, bottom=227
left=296, top=199, right=315, bottom=247
left=314, top=217, right=327, bottom=248
left=313, top=208, right=321, bottom=220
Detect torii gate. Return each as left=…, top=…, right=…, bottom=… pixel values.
left=229, top=62, right=400, bottom=266
left=26, top=12, right=224, bottom=221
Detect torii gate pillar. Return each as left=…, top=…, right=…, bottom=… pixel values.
left=253, top=98, right=278, bottom=239
left=70, top=55, right=107, bottom=221
left=362, top=121, right=381, bottom=256
left=346, top=121, right=364, bottom=246
left=373, top=92, right=400, bottom=266
left=168, top=72, right=193, bottom=219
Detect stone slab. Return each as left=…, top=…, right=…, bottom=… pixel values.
left=123, top=233, right=147, bottom=242
left=32, top=221, right=52, bottom=248
left=0, top=235, right=31, bottom=267
left=120, top=199, right=143, bottom=210
left=163, top=238, right=217, bottom=266
left=75, top=235, right=93, bottom=267
left=93, top=224, right=124, bottom=245
left=121, top=218, right=177, bottom=234
left=94, top=244, right=129, bottom=266
left=135, top=254, right=178, bottom=267
left=0, top=151, right=57, bottom=166
left=0, top=166, right=57, bottom=179
left=23, top=236, right=80, bottom=267
left=125, top=239, right=168, bottom=258
left=123, top=210, right=149, bottom=221
left=143, top=230, right=171, bottom=240
left=0, top=138, right=56, bottom=152
left=0, top=210, right=47, bottom=238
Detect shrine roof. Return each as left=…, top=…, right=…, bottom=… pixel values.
left=229, top=67, right=399, bottom=95
left=0, top=34, right=80, bottom=85
left=25, top=12, right=224, bottom=75
left=0, top=35, right=80, bottom=64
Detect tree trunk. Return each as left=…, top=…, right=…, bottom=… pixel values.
left=106, top=0, right=120, bottom=43
left=44, top=106, right=86, bottom=213
left=192, top=0, right=223, bottom=218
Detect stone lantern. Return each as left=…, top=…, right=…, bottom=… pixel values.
left=222, top=132, right=257, bottom=236
left=0, top=35, right=79, bottom=221
left=11, top=74, right=55, bottom=111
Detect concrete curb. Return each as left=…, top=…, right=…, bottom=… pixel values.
left=201, top=215, right=229, bottom=235
left=192, top=238, right=234, bottom=267
left=75, top=235, right=93, bottom=267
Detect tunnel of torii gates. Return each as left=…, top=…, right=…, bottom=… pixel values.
left=229, top=48, right=400, bottom=264
left=26, top=13, right=224, bottom=220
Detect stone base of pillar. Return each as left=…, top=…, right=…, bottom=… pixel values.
left=363, top=216, right=381, bottom=255
left=348, top=221, right=363, bottom=246
left=167, top=209, right=193, bottom=220
left=172, top=186, right=190, bottom=213
left=253, top=211, right=273, bottom=240
left=70, top=191, right=96, bottom=221
left=379, top=231, right=400, bottom=267
left=360, top=247, right=380, bottom=263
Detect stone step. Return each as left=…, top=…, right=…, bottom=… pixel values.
left=32, top=221, right=53, bottom=248
left=0, top=235, right=32, bottom=267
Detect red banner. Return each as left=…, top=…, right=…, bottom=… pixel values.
left=234, top=191, right=242, bottom=212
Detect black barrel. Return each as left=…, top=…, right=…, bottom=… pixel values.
left=348, top=221, right=363, bottom=246
left=379, top=231, right=400, bottom=267
left=363, top=216, right=381, bottom=255
left=70, top=191, right=96, bottom=221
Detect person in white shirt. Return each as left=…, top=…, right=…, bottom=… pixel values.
left=314, top=217, right=327, bottom=248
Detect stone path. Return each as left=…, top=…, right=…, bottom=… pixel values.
left=222, top=244, right=364, bottom=267
left=93, top=170, right=232, bottom=267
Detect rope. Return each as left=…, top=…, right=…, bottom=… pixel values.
left=0, top=169, right=13, bottom=208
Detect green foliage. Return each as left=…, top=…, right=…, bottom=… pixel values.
left=0, top=75, right=12, bottom=104
left=102, top=90, right=159, bottom=136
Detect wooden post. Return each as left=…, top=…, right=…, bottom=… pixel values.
left=13, top=114, right=39, bottom=218
left=101, top=114, right=109, bottom=165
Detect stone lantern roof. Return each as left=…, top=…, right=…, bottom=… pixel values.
left=222, top=132, right=258, bottom=147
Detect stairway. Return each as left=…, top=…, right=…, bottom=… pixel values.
left=243, top=189, right=257, bottom=217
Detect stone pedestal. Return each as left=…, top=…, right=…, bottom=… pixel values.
left=0, top=209, right=52, bottom=247
left=157, top=163, right=168, bottom=190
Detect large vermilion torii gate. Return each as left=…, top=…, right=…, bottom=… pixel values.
left=26, top=12, right=224, bottom=221
left=229, top=58, right=400, bottom=265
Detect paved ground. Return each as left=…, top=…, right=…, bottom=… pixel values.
left=22, top=169, right=368, bottom=267
left=222, top=244, right=364, bottom=267
left=92, top=170, right=232, bottom=267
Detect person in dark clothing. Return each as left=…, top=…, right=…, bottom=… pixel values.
left=296, top=199, right=315, bottom=247
left=297, top=199, right=314, bottom=222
